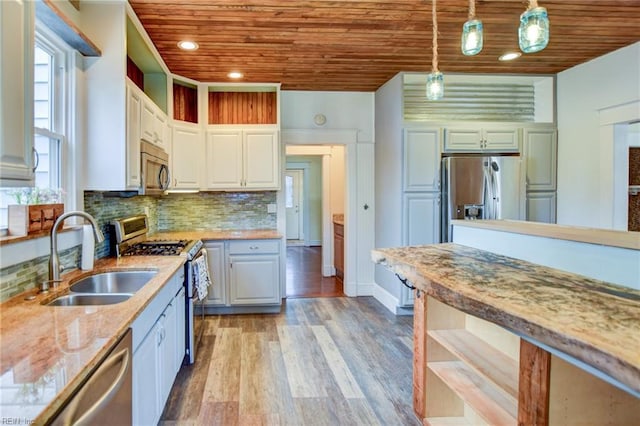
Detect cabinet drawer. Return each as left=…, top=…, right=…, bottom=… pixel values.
left=334, top=222, right=344, bottom=237
left=228, top=240, right=279, bottom=255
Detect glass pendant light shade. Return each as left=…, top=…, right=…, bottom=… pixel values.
left=519, top=6, right=549, bottom=53
left=461, top=19, right=483, bottom=56
left=426, top=72, right=444, bottom=101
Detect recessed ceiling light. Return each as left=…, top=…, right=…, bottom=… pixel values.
left=499, top=52, right=522, bottom=61
left=177, top=40, right=199, bottom=51
left=227, top=71, right=244, bottom=79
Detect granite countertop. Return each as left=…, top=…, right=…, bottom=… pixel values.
left=151, top=228, right=282, bottom=241
left=372, top=243, right=640, bottom=396
left=0, top=256, right=185, bottom=423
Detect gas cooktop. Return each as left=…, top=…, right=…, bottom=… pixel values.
left=121, top=240, right=190, bottom=256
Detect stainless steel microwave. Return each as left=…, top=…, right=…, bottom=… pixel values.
left=140, top=140, right=170, bottom=195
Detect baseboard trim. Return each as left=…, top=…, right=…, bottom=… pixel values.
left=372, top=283, right=400, bottom=315
left=357, top=282, right=374, bottom=296
left=322, top=265, right=336, bottom=276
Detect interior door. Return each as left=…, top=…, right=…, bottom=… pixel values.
left=285, top=169, right=303, bottom=240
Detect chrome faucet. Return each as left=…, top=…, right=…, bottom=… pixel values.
left=48, top=211, right=105, bottom=282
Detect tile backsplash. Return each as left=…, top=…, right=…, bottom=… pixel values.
left=84, top=191, right=277, bottom=258
left=0, top=246, right=79, bottom=302
left=0, top=190, right=277, bottom=302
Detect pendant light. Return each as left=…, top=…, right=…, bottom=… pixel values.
left=426, top=0, right=444, bottom=100
left=519, top=0, right=549, bottom=53
left=461, top=0, right=483, bottom=56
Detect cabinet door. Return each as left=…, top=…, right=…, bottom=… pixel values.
left=159, top=302, right=177, bottom=406
left=401, top=193, right=440, bottom=306
left=524, top=128, right=557, bottom=191
left=403, top=129, right=441, bottom=192
left=444, top=128, right=482, bottom=151
left=126, top=84, right=141, bottom=188
left=175, top=287, right=186, bottom=371
left=244, top=130, right=279, bottom=189
left=171, top=125, right=202, bottom=189
left=484, top=128, right=520, bottom=152
left=206, top=131, right=243, bottom=189
left=526, top=191, right=557, bottom=223
left=204, top=242, right=227, bottom=306
left=229, top=254, right=280, bottom=305
left=154, top=111, right=168, bottom=150
left=141, top=99, right=156, bottom=143
left=0, top=0, right=34, bottom=185
left=133, top=325, right=160, bottom=426
left=334, top=223, right=344, bottom=280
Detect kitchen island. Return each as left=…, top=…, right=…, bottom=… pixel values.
left=0, top=255, right=185, bottom=424
left=372, top=242, right=640, bottom=425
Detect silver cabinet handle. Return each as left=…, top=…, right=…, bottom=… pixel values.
left=32, top=147, right=40, bottom=172
left=63, top=347, right=130, bottom=425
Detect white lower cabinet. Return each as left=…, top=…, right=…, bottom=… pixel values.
left=400, top=192, right=440, bottom=306
left=203, top=239, right=281, bottom=309
left=132, top=268, right=185, bottom=425
left=526, top=191, right=557, bottom=223
left=204, top=242, right=226, bottom=306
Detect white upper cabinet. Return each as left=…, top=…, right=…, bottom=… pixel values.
left=125, top=82, right=142, bottom=188
left=171, top=123, right=203, bottom=190
left=83, top=2, right=168, bottom=191
left=205, top=128, right=279, bottom=190
left=141, top=97, right=168, bottom=149
left=205, top=130, right=243, bottom=189
left=524, top=127, right=557, bottom=191
left=403, top=128, right=441, bottom=192
left=444, top=126, right=520, bottom=153
left=0, top=0, right=35, bottom=186
left=244, top=130, right=279, bottom=189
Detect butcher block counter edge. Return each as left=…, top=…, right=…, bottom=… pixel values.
left=0, top=256, right=186, bottom=424
left=371, top=243, right=640, bottom=398
left=452, top=219, right=640, bottom=250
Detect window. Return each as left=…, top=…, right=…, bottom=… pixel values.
left=0, top=28, right=69, bottom=230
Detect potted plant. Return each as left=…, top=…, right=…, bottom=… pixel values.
left=8, top=188, right=64, bottom=236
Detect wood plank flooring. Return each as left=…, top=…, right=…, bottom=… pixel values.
left=286, top=246, right=343, bottom=298
left=160, top=297, right=419, bottom=425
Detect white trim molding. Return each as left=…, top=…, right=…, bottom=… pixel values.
left=282, top=129, right=358, bottom=145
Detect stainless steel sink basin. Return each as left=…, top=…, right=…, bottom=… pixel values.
left=69, top=270, right=156, bottom=294
left=47, top=294, right=132, bottom=306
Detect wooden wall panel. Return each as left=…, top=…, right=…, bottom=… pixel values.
left=518, top=339, right=550, bottom=426
left=208, top=92, right=276, bottom=125
left=173, top=83, right=198, bottom=123
left=127, top=56, right=144, bottom=91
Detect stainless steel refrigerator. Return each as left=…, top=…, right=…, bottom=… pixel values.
left=441, top=156, right=525, bottom=242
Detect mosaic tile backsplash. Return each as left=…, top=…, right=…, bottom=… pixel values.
left=629, top=147, right=639, bottom=232
left=0, top=191, right=276, bottom=301
left=0, top=246, right=79, bottom=302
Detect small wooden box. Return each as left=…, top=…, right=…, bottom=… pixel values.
left=8, top=203, right=64, bottom=236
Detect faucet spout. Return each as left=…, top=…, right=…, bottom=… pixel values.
left=49, top=211, right=105, bottom=281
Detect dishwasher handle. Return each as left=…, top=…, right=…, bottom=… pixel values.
left=63, top=347, right=130, bottom=425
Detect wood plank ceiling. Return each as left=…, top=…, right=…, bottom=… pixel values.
left=128, top=0, right=640, bottom=91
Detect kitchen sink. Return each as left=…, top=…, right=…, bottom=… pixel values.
left=69, top=270, right=157, bottom=294
left=46, top=294, right=132, bottom=306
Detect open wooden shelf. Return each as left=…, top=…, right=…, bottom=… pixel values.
left=428, top=329, right=518, bottom=400
left=428, top=361, right=517, bottom=426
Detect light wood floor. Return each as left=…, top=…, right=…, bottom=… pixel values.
left=160, top=297, right=419, bottom=425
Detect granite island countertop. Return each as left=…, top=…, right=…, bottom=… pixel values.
left=372, top=243, right=640, bottom=397
left=0, top=256, right=185, bottom=423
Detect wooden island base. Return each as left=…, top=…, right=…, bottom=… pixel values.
left=413, top=292, right=639, bottom=426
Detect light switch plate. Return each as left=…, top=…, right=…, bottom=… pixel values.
left=267, top=203, right=277, bottom=213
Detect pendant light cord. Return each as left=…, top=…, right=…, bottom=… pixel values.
left=468, top=0, right=475, bottom=19
left=432, top=0, right=438, bottom=72
left=528, top=0, right=539, bottom=10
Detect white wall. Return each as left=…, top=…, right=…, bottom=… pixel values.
left=557, top=42, right=640, bottom=228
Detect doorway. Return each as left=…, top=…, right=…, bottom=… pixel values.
left=285, top=146, right=345, bottom=298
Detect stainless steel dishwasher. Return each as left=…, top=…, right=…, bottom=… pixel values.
left=51, top=329, right=132, bottom=425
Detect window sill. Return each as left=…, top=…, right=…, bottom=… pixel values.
left=0, top=226, right=79, bottom=247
